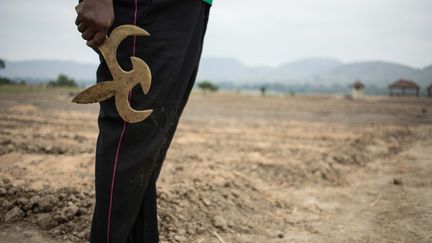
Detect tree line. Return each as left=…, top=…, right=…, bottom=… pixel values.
left=1, top=58, right=223, bottom=92
left=0, top=58, right=78, bottom=87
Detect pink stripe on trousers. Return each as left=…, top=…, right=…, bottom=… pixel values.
left=107, top=0, right=139, bottom=242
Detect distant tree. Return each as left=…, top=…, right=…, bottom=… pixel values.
left=260, top=86, right=267, bottom=97
left=48, top=74, right=77, bottom=87
left=0, top=76, right=13, bottom=85
left=0, top=59, right=10, bottom=85
left=198, top=80, right=218, bottom=93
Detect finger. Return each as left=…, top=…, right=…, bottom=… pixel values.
left=82, top=27, right=97, bottom=41
left=77, top=22, right=89, bottom=33
left=87, top=32, right=107, bottom=48
left=75, top=14, right=85, bottom=26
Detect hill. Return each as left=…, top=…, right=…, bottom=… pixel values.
left=0, top=60, right=97, bottom=84
left=1, top=58, right=431, bottom=88
left=197, top=58, right=432, bottom=88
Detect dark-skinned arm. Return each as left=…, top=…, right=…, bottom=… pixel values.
left=75, top=0, right=114, bottom=48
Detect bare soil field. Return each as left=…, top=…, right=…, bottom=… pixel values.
left=1, top=90, right=432, bottom=243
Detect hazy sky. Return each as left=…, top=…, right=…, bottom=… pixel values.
left=0, top=0, right=431, bottom=67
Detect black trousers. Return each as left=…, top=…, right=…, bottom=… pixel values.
left=90, top=0, right=210, bottom=242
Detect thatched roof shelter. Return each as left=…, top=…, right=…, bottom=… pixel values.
left=389, top=79, right=419, bottom=89
left=389, top=79, right=420, bottom=97
left=352, top=80, right=365, bottom=90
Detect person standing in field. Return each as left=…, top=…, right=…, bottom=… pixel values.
left=75, top=0, right=212, bottom=242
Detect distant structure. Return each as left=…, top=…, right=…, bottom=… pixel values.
left=389, top=79, right=420, bottom=97
left=352, top=80, right=365, bottom=98
left=260, top=86, right=267, bottom=97
left=428, top=83, right=432, bottom=98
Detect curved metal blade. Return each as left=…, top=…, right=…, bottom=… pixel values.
left=72, top=81, right=116, bottom=104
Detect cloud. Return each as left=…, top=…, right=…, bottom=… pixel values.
left=204, top=0, right=432, bottom=67
left=0, top=0, right=431, bottom=67
left=0, top=0, right=97, bottom=64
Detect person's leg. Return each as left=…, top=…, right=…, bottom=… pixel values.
left=90, top=0, right=210, bottom=242
left=90, top=1, right=156, bottom=242
left=128, top=180, right=158, bottom=243
left=128, top=2, right=211, bottom=242
left=150, top=2, right=211, bottom=183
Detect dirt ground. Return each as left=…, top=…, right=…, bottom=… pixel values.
left=0, top=91, right=431, bottom=243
